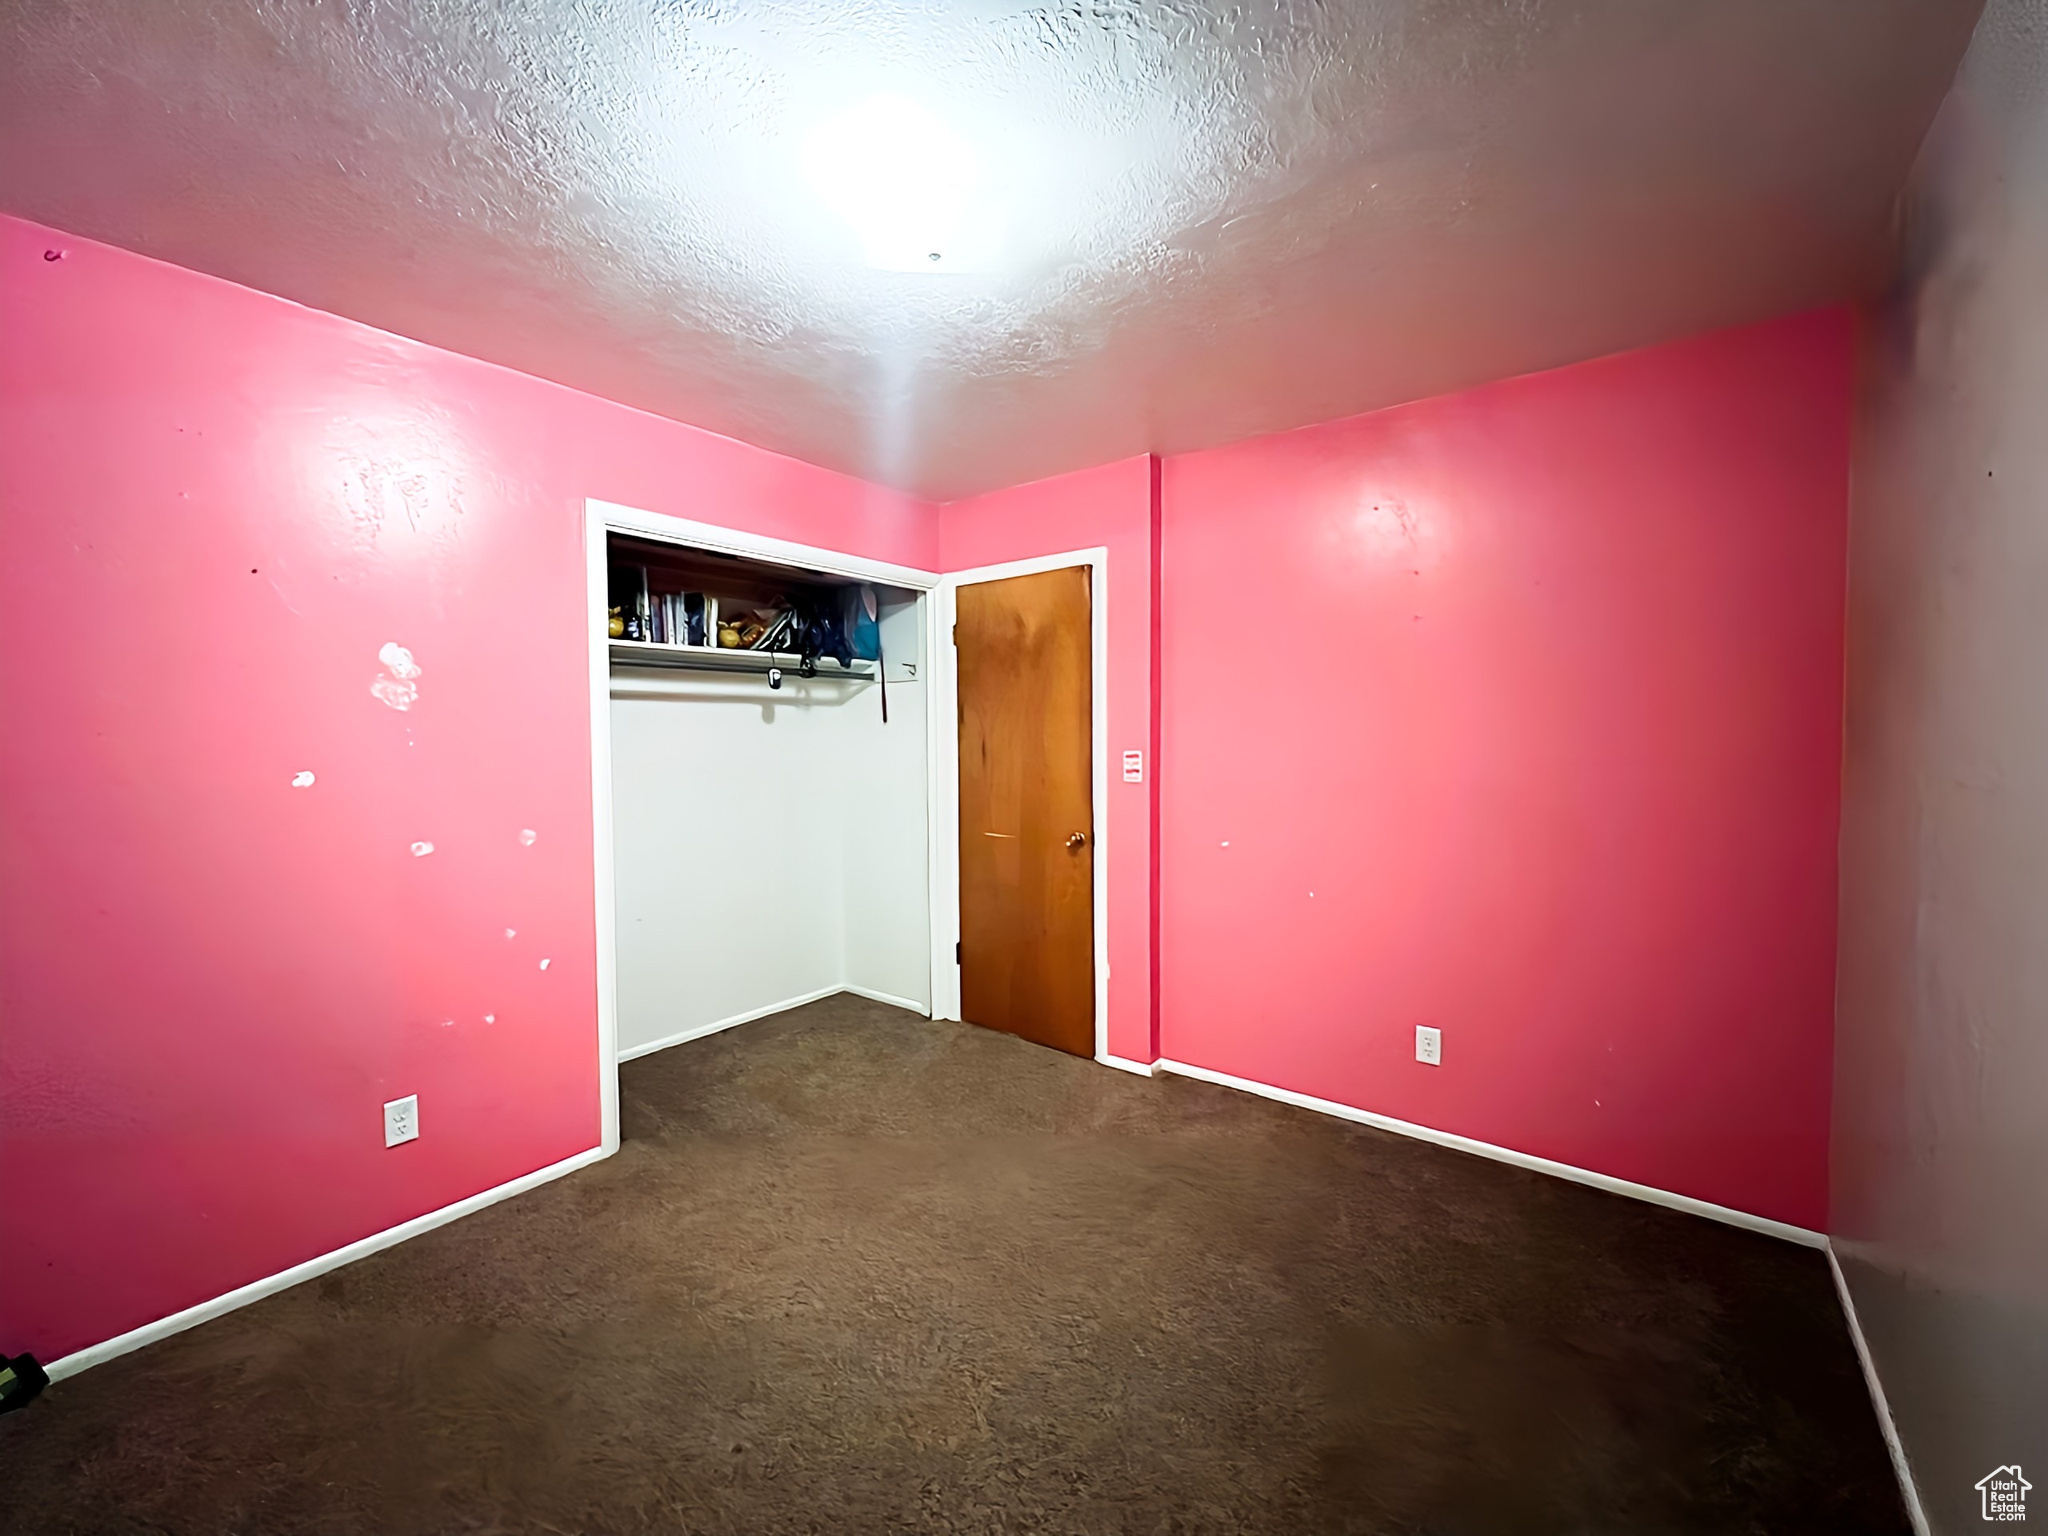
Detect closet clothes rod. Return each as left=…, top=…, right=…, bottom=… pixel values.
left=608, top=639, right=878, bottom=679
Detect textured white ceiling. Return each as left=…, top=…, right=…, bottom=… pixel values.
left=0, top=1, right=1982, bottom=499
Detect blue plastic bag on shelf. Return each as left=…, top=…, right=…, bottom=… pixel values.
left=843, top=584, right=881, bottom=661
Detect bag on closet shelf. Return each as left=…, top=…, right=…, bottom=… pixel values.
left=789, top=593, right=854, bottom=671
left=750, top=608, right=795, bottom=652
left=843, top=584, right=881, bottom=661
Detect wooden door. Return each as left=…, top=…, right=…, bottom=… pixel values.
left=956, top=566, right=1095, bottom=1056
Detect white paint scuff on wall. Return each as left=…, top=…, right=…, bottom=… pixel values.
left=518, top=828, right=537, bottom=846
left=371, top=641, right=421, bottom=711
left=290, top=770, right=315, bottom=787
left=378, top=642, right=421, bottom=679
left=410, top=841, right=434, bottom=857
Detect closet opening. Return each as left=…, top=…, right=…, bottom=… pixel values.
left=585, top=503, right=942, bottom=1105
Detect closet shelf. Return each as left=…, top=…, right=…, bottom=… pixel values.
left=609, top=639, right=877, bottom=678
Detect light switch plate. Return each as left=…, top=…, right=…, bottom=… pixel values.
left=384, top=1094, right=420, bottom=1147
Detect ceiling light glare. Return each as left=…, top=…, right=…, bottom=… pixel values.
left=799, top=94, right=993, bottom=273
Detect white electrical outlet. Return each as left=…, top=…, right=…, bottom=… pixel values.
left=384, top=1094, right=419, bottom=1147
left=1415, top=1026, right=1442, bottom=1066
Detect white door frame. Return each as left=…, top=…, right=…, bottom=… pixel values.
left=932, top=548, right=1112, bottom=1063
left=583, top=498, right=944, bottom=1152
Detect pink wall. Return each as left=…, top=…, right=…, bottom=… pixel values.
left=939, top=457, right=1156, bottom=1063
left=1, top=204, right=1858, bottom=1369
left=0, top=215, right=934, bottom=1362
left=1159, top=310, right=1854, bottom=1230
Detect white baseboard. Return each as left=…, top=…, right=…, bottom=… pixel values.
left=1827, top=1242, right=1931, bottom=1535
left=44, top=1143, right=609, bottom=1384
left=1095, top=1052, right=1157, bottom=1077
left=841, top=983, right=932, bottom=1015
left=1151, top=1058, right=1827, bottom=1249
left=615, top=985, right=841, bottom=1062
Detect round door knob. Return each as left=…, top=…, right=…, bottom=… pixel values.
left=1066, top=832, right=1087, bottom=849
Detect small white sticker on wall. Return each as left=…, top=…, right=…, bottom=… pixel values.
left=518, top=829, right=537, bottom=847
left=1122, top=750, right=1144, bottom=783
left=291, top=771, right=316, bottom=788
left=410, top=841, right=434, bottom=857
left=539, top=958, right=551, bottom=971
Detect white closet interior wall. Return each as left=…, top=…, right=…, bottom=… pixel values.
left=838, top=593, right=931, bottom=1010
left=610, top=588, right=930, bottom=1060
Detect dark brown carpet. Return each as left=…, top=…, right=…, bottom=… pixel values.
left=5, top=995, right=1905, bottom=1535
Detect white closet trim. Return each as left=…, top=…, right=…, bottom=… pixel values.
left=587, top=501, right=939, bottom=592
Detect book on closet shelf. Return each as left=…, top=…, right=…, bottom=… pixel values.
left=653, top=591, right=707, bottom=647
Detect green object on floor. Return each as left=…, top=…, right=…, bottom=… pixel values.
left=0, top=1352, right=48, bottom=1415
